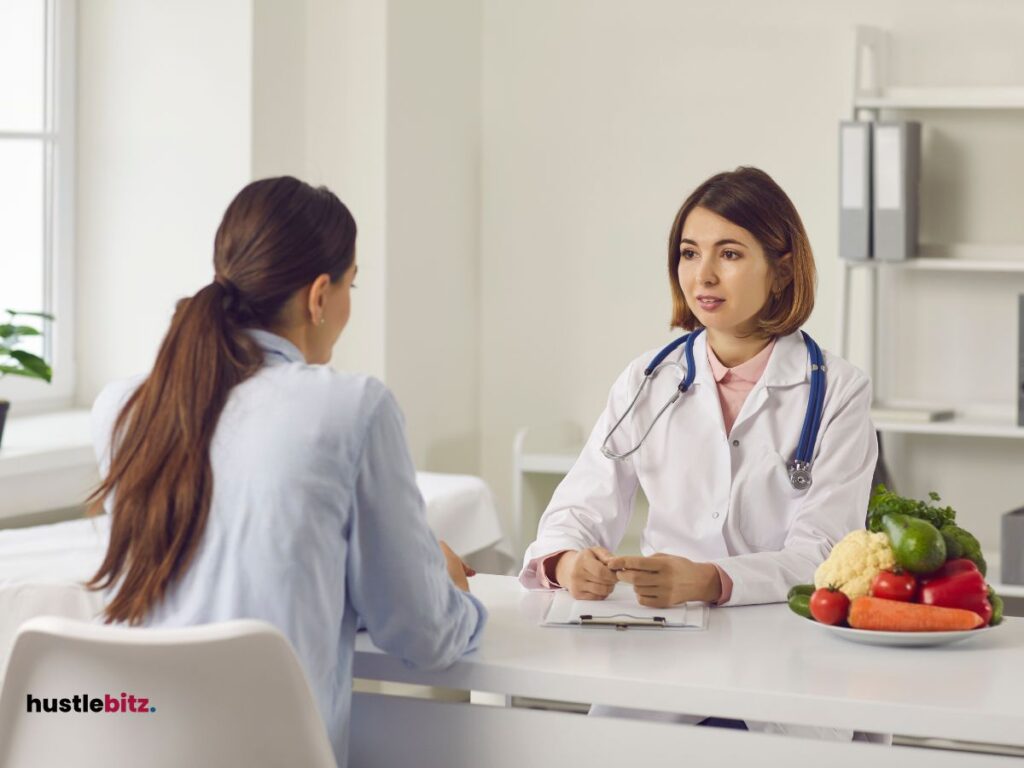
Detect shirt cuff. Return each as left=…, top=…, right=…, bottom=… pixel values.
left=536, top=550, right=571, bottom=589
left=713, top=564, right=734, bottom=605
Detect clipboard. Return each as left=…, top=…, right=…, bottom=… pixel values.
left=542, top=584, right=709, bottom=631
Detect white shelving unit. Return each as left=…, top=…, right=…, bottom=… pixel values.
left=839, top=26, right=1024, bottom=375
left=840, top=27, right=1024, bottom=597
left=854, top=86, right=1024, bottom=111
left=838, top=27, right=1024, bottom=438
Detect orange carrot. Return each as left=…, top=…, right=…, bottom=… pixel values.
left=848, top=596, right=984, bottom=632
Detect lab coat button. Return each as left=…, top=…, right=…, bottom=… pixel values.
left=712, top=512, right=720, bottom=519
left=731, top=439, right=740, bottom=447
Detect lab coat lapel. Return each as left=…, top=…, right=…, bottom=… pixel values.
left=690, top=332, right=728, bottom=438
left=728, top=332, right=808, bottom=434
left=731, top=382, right=769, bottom=434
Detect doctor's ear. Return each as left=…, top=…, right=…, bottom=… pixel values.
left=772, top=253, right=794, bottom=294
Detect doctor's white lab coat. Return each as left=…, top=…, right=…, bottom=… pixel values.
left=521, top=330, right=878, bottom=606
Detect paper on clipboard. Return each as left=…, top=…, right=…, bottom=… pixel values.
left=542, top=584, right=708, bottom=630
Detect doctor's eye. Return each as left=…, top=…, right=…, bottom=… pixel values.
left=721, top=250, right=742, bottom=260
left=680, top=248, right=699, bottom=260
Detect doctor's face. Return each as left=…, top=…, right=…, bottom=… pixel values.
left=676, top=206, right=775, bottom=339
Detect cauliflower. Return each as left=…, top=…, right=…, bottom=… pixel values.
left=814, top=529, right=895, bottom=600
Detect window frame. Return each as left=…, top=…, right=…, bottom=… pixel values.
left=0, top=0, right=76, bottom=413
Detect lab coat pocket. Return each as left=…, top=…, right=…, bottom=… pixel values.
left=735, top=448, right=798, bottom=551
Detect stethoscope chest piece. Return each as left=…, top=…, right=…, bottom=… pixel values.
left=788, top=460, right=813, bottom=491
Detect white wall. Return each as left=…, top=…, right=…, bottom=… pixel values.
left=384, top=0, right=482, bottom=472
left=252, top=0, right=306, bottom=179
left=251, top=0, right=390, bottom=384
left=79, top=0, right=481, bottom=474
left=255, top=0, right=482, bottom=471
left=479, top=0, right=1024, bottom=553
left=76, top=0, right=253, bottom=402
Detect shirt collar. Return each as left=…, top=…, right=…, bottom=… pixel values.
left=692, top=330, right=809, bottom=388
left=706, top=337, right=776, bottom=384
left=245, top=328, right=306, bottom=365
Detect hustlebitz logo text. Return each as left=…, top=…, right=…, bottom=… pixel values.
left=26, top=692, right=156, bottom=714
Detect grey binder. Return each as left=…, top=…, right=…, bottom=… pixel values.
left=872, top=121, right=921, bottom=261
left=1002, top=505, right=1024, bottom=585
left=839, top=122, right=872, bottom=261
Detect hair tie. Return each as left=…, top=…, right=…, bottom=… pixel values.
left=213, top=277, right=257, bottom=324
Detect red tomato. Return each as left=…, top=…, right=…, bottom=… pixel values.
left=870, top=570, right=917, bottom=602
left=809, top=587, right=851, bottom=625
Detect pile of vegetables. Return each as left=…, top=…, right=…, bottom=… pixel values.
left=788, top=485, right=1004, bottom=632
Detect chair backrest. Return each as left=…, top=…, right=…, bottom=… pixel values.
left=0, top=616, right=337, bottom=768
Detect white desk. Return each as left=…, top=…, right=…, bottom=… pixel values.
left=0, top=475, right=513, bottom=689
left=353, top=574, right=1023, bottom=754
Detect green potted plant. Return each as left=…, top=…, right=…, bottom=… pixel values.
left=0, top=310, right=54, bottom=449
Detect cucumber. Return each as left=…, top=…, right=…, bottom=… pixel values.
left=787, top=584, right=815, bottom=601
left=987, top=585, right=1004, bottom=626
left=990, top=595, right=1004, bottom=626
left=788, top=593, right=813, bottom=619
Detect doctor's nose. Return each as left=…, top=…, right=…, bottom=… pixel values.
left=697, top=260, right=719, bottom=285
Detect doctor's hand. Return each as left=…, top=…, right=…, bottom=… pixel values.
left=440, top=540, right=475, bottom=593
left=554, top=547, right=617, bottom=600
left=606, top=554, right=722, bottom=608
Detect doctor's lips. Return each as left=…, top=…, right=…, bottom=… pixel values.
left=695, top=294, right=725, bottom=311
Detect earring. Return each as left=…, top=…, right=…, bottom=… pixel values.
left=318, top=315, right=326, bottom=326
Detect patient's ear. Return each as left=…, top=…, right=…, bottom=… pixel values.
left=306, top=274, right=331, bottom=324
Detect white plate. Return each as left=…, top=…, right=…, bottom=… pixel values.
left=802, top=616, right=1000, bottom=647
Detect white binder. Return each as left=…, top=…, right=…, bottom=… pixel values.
left=542, top=584, right=709, bottom=630
left=872, top=121, right=921, bottom=261
left=839, top=121, right=872, bottom=261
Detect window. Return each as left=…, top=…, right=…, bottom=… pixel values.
left=0, top=0, right=75, bottom=410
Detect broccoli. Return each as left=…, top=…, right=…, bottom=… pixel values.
left=940, top=526, right=964, bottom=560
left=865, top=484, right=957, bottom=534
left=940, top=523, right=987, bottom=576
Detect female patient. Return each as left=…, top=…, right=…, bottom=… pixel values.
left=521, top=167, right=878, bottom=739
left=87, top=176, right=485, bottom=764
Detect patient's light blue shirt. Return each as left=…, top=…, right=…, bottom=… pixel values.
left=92, top=329, right=486, bottom=767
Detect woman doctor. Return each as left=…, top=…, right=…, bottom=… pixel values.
left=87, top=177, right=486, bottom=767
left=520, top=167, right=878, bottom=738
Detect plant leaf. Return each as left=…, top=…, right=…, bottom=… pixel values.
left=4, top=310, right=55, bottom=321
left=0, top=324, right=41, bottom=338
left=0, top=364, right=49, bottom=381
left=8, top=350, right=52, bottom=382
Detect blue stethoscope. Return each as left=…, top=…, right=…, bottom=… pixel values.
left=600, top=328, right=826, bottom=491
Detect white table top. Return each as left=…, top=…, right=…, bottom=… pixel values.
left=354, top=574, right=1024, bottom=747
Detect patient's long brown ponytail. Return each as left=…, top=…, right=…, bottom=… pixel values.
left=86, top=177, right=356, bottom=624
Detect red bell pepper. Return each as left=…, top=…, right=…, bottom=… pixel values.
left=920, top=558, right=979, bottom=586
left=919, top=566, right=992, bottom=625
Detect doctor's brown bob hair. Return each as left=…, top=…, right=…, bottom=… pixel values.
left=667, top=166, right=816, bottom=336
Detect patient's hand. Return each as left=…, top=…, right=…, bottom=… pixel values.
left=554, top=547, right=617, bottom=600
left=440, top=540, right=475, bottom=592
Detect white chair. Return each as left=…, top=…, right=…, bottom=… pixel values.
left=0, top=616, right=336, bottom=768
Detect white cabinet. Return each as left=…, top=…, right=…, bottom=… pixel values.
left=511, top=423, right=581, bottom=555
